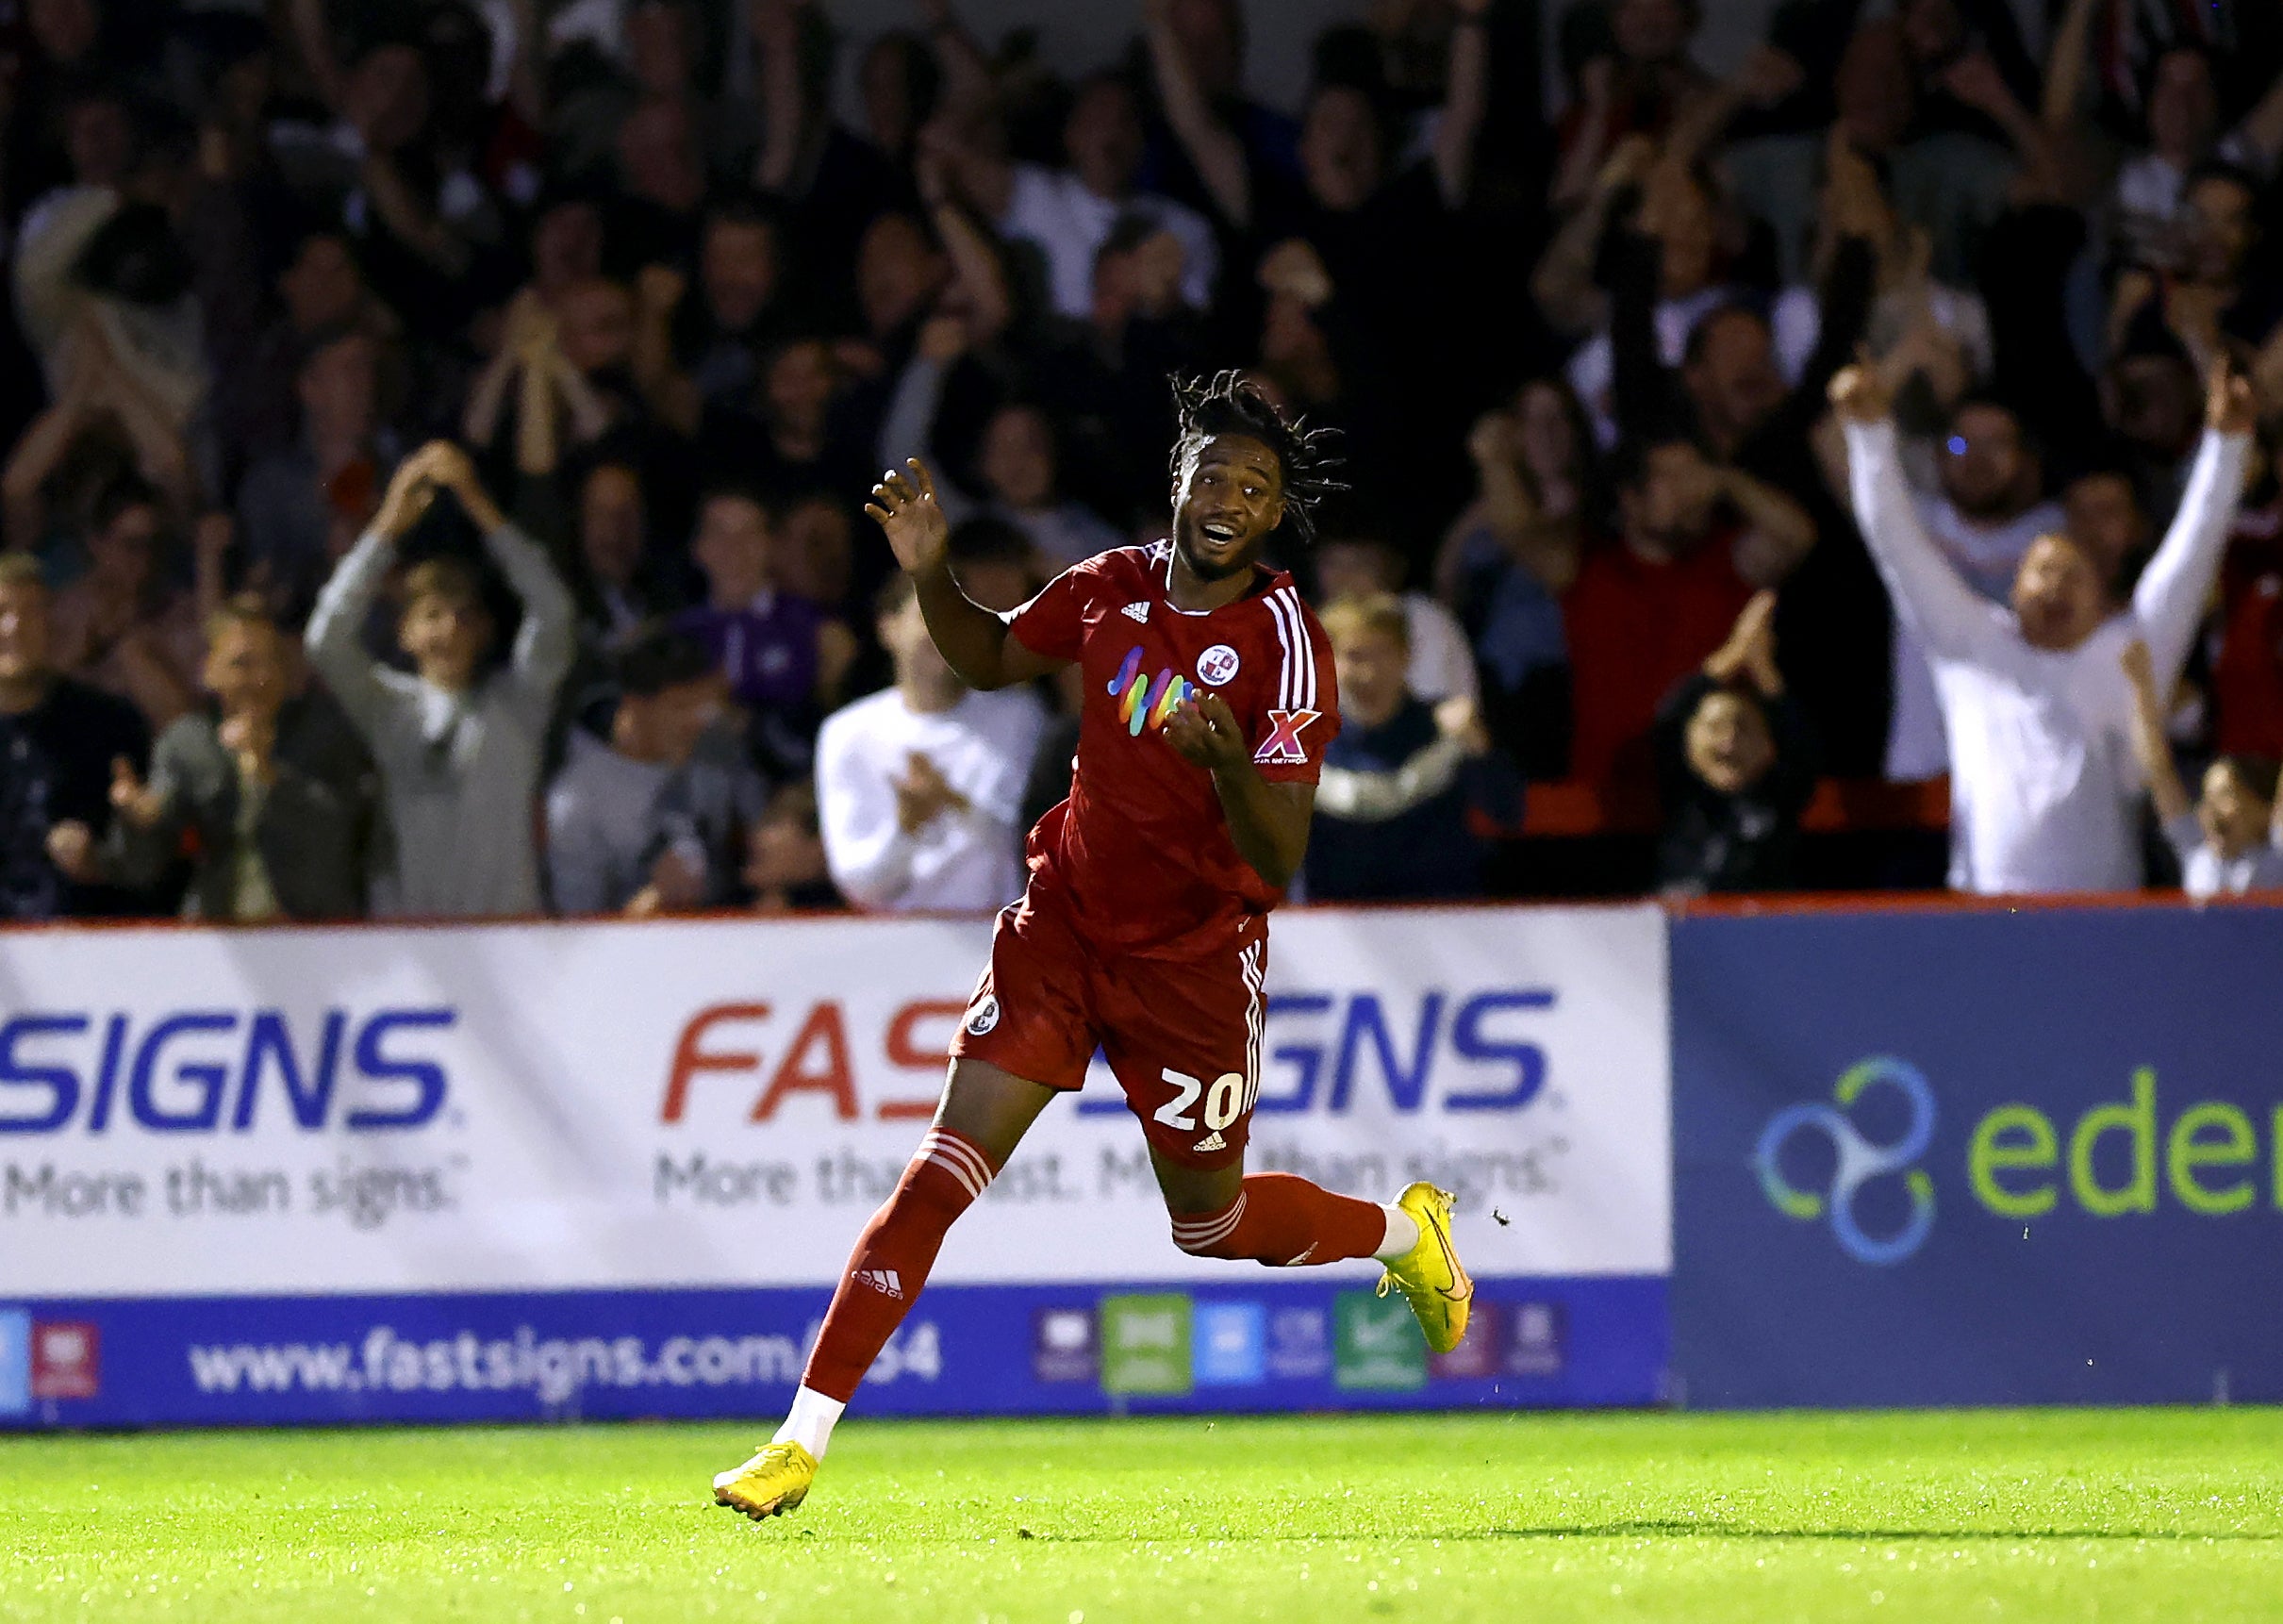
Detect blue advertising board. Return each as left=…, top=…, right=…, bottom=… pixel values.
left=0, top=1276, right=1663, bottom=1428
left=1671, top=901, right=2283, bottom=1408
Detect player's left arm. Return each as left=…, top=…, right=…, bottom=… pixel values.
left=1165, top=692, right=1315, bottom=889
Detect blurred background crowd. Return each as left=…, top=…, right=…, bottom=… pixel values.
left=2, top=0, right=2280, bottom=923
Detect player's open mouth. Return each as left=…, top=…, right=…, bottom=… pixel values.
left=1199, top=521, right=1240, bottom=544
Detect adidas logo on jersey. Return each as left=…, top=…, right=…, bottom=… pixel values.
left=1194, top=1130, right=1227, bottom=1152
left=854, top=1268, right=904, bottom=1299
left=1121, top=601, right=1150, bottom=622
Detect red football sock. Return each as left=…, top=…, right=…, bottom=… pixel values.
left=1168, top=1172, right=1384, bottom=1267
left=801, top=1127, right=994, bottom=1402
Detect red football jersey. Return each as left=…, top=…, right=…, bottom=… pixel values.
left=1005, top=541, right=1340, bottom=956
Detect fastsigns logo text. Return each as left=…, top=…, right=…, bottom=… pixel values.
left=0, top=1009, right=455, bottom=1135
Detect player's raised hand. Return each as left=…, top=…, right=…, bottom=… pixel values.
left=1165, top=691, right=1249, bottom=771
left=867, top=458, right=951, bottom=576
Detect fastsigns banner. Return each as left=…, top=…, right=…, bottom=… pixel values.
left=0, top=904, right=1671, bottom=1426
left=1672, top=900, right=2283, bottom=1408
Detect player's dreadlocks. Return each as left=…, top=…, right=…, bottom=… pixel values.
left=1168, top=371, right=1345, bottom=549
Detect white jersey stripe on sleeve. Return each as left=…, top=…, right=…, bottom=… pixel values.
left=1278, top=588, right=1309, bottom=711
left=1288, top=590, right=1316, bottom=709
left=1266, top=590, right=1297, bottom=710
left=1275, top=587, right=1314, bottom=711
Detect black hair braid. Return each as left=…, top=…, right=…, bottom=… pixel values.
left=1168, top=371, right=1346, bottom=549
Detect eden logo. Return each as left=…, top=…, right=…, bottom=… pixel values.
left=1755, top=1056, right=1937, bottom=1266
left=1253, top=708, right=1320, bottom=765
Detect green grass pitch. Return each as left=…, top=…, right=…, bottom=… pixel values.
left=6, top=1410, right=2282, bottom=1622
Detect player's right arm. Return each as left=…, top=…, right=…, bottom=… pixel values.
left=868, top=459, right=1067, bottom=690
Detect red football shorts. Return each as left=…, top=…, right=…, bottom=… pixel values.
left=950, top=880, right=1268, bottom=1171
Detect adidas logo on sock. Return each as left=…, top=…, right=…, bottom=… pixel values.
left=1121, top=602, right=1150, bottom=622
left=854, top=1268, right=904, bottom=1299
left=1194, top=1130, right=1226, bottom=1152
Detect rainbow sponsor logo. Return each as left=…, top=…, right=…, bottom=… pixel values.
left=1107, top=645, right=1196, bottom=737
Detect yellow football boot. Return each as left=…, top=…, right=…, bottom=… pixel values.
left=1376, top=1182, right=1472, bottom=1353
left=711, top=1441, right=819, bottom=1520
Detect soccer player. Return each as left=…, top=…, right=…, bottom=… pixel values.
left=712, top=373, right=1471, bottom=1520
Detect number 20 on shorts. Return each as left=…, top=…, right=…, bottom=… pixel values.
left=1153, top=1067, right=1250, bottom=1133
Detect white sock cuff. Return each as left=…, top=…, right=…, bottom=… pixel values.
left=771, top=1384, right=847, bottom=1460
left=1373, top=1202, right=1419, bottom=1264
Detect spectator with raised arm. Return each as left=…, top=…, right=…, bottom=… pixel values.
left=1133, top=0, right=1299, bottom=210
left=1024, top=218, right=1208, bottom=525
left=1833, top=359, right=2257, bottom=893
left=951, top=69, right=1219, bottom=323
left=2122, top=637, right=2283, bottom=900
left=3, top=307, right=199, bottom=554
left=1565, top=430, right=1816, bottom=804
left=637, top=197, right=791, bottom=433
left=747, top=0, right=910, bottom=315
left=1654, top=589, right=1815, bottom=897
left=1879, top=394, right=2064, bottom=782
left=1547, top=153, right=1739, bottom=447
left=1436, top=380, right=1594, bottom=775
left=2107, top=46, right=2283, bottom=278
left=305, top=441, right=575, bottom=917
left=1547, top=0, right=1716, bottom=215
left=46, top=482, right=206, bottom=733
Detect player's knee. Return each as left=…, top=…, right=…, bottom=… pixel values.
left=1168, top=1196, right=1248, bottom=1258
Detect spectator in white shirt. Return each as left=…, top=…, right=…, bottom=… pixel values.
left=954, top=74, right=1218, bottom=322
left=815, top=572, right=1045, bottom=913
left=2122, top=638, right=2283, bottom=901
left=1884, top=396, right=2065, bottom=781
left=1833, top=361, right=2256, bottom=896
left=2110, top=46, right=2283, bottom=275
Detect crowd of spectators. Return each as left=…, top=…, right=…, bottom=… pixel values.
left=3, top=0, right=2282, bottom=924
